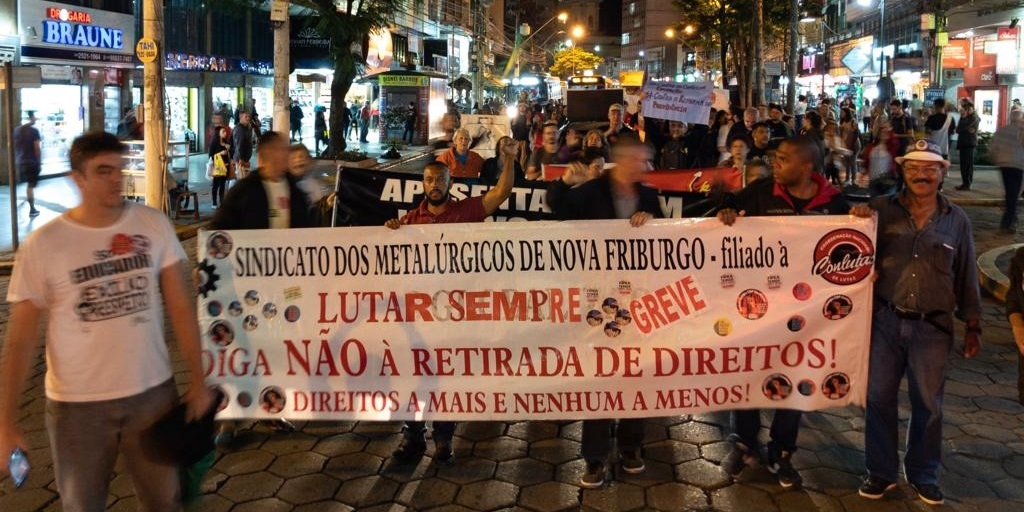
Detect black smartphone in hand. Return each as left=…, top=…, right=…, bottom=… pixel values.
left=8, top=448, right=29, bottom=488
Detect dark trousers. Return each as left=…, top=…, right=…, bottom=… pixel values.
left=733, top=409, right=802, bottom=453
left=959, top=146, right=976, bottom=187
left=359, top=120, right=370, bottom=142
left=211, top=177, right=227, bottom=205
left=404, top=420, right=456, bottom=440
left=581, top=419, right=644, bottom=463
left=403, top=125, right=415, bottom=144
left=1001, top=167, right=1024, bottom=229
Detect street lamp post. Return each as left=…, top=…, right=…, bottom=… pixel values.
left=503, top=12, right=568, bottom=79
left=665, top=25, right=696, bottom=80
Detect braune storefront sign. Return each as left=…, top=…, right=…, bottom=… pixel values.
left=18, top=0, right=136, bottom=68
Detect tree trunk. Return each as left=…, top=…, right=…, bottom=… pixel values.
left=753, top=0, right=764, bottom=107
left=327, top=51, right=357, bottom=158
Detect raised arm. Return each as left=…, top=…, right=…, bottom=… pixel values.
left=482, top=143, right=518, bottom=215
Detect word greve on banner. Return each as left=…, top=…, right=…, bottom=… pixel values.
left=640, top=80, right=715, bottom=125
left=196, top=216, right=876, bottom=421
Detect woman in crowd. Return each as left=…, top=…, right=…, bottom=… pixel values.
left=823, top=121, right=851, bottom=185
left=840, top=107, right=861, bottom=183
left=583, top=130, right=611, bottom=161
left=800, top=110, right=825, bottom=140
left=719, top=137, right=751, bottom=170
left=859, top=120, right=900, bottom=195
left=436, top=128, right=485, bottom=178
left=207, top=126, right=232, bottom=207
left=556, top=126, right=583, bottom=164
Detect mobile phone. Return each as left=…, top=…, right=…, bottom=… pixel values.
left=8, top=448, right=29, bottom=488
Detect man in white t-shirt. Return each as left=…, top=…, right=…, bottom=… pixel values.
left=0, top=132, right=215, bottom=510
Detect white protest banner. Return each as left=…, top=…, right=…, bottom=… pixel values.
left=197, top=216, right=875, bottom=421
left=640, top=80, right=714, bottom=124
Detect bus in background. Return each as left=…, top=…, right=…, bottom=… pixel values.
left=568, top=74, right=614, bottom=90
left=505, top=73, right=562, bottom=105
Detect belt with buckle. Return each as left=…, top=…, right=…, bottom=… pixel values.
left=879, top=300, right=951, bottom=333
left=880, top=300, right=946, bottom=320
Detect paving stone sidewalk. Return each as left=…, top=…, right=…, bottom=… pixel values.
left=0, top=206, right=1022, bottom=512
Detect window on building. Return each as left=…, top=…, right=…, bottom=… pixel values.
left=629, top=2, right=637, bottom=15
left=622, top=32, right=630, bottom=45
left=392, top=33, right=409, bottom=67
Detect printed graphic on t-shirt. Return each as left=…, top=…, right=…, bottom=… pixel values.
left=269, top=196, right=289, bottom=218
left=70, top=233, right=154, bottom=322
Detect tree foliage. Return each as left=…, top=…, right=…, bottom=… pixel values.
left=671, top=0, right=791, bottom=106
left=549, top=47, right=604, bottom=78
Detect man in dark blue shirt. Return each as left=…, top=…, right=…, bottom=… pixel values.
left=853, top=139, right=982, bottom=506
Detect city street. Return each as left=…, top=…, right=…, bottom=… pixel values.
left=0, top=196, right=1022, bottom=511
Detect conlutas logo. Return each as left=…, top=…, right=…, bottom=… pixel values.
left=812, top=229, right=875, bottom=285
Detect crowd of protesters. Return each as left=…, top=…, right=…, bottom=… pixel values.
left=1, top=86, right=1015, bottom=510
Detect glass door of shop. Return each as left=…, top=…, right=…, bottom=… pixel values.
left=166, top=87, right=198, bottom=150
left=21, top=85, right=86, bottom=176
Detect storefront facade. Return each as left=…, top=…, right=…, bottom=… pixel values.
left=17, top=0, right=135, bottom=176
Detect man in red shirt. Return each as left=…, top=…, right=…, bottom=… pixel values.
left=384, top=142, right=517, bottom=465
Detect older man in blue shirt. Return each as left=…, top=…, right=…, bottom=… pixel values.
left=853, top=140, right=982, bottom=506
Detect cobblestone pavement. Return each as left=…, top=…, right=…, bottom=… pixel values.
left=1, top=205, right=1023, bottom=512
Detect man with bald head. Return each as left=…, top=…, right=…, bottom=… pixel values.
left=727, top=106, right=760, bottom=147
left=384, top=142, right=518, bottom=466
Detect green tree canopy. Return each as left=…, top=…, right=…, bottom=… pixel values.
left=549, top=47, right=604, bottom=78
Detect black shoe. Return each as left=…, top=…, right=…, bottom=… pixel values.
left=721, top=434, right=759, bottom=479
left=579, top=460, right=606, bottom=488
left=28, top=209, right=40, bottom=217
left=433, top=437, right=456, bottom=467
left=858, top=475, right=897, bottom=499
left=392, top=427, right=426, bottom=462
left=1000, top=226, right=1017, bottom=235
left=263, top=418, right=295, bottom=433
left=909, top=481, right=944, bottom=506
left=765, top=444, right=802, bottom=489
left=620, top=448, right=645, bottom=474
left=955, top=184, right=971, bottom=191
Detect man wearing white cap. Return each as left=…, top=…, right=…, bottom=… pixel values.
left=852, top=139, right=982, bottom=506
left=603, top=103, right=635, bottom=146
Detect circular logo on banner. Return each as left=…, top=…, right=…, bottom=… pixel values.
left=812, top=229, right=875, bottom=285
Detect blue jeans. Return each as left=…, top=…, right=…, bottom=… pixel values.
left=359, top=120, right=370, bottom=142
left=865, top=307, right=953, bottom=485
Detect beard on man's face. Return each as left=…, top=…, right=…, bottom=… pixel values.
left=426, top=189, right=449, bottom=206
